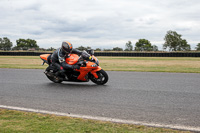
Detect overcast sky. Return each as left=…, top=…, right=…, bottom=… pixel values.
left=0, top=0, right=200, bottom=50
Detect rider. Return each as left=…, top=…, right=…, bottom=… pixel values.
left=51, top=41, right=83, bottom=74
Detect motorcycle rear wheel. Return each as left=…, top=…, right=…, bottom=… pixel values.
left=90, top=69, right=108, bottom=85
left=45, top=67, right=63, bottom=83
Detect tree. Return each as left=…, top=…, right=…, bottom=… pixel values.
left=76, top=46, right=87, bottom=51
left=135, top=39, right=153, bottom=51
left=177, top=39, right=190, bottom=51
left=195, top=43, right=200, bottom=51
left=16, top=38, right=39, bottom=50
left=125, top=41, right=133, bottom=51
left=12, top=46, right=19, bottom=50
left=26, top=39, right=38, bottom=48
left=94, top=48, right=101, bottom=51
left=86, top=46, right=91, bottom=50
left=103, top=48, right=112, bottom=51
left=16, top=39, right=27, bottom=50
left=152, top=45, right=158, bottom=51
left=163, top=30, right=190, bottom=51
left=46, top=47, right=56, bottom=51
left=112, top=47, right=123, bottom=51
left=0, top=37, right=13, bottom=50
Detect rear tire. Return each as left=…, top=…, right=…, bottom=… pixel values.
left=45, top=66, right=63, bottom=83
left=90, top=69, right=108, bottom=85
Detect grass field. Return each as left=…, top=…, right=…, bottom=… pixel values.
left=0, top=56, right=200, bottom=73
left=0, top=109, right=191, bottom=133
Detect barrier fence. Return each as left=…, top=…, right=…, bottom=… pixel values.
left=0, top=52, right=200, bottom=57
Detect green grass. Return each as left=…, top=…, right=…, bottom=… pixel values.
left=99, top=57, right=200, bottom=61
left=0, top=109, right=191, bottom=133
left=0, top=56, right=200, bottom=73
left=98, top=57, right=200, bottom=73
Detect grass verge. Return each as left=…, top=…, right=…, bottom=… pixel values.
left=0, top=56, right=200, bottom=73
left=0, top=109, right=191, bottom=133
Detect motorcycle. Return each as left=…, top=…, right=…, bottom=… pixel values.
left=40, top=50, right=108, bottom=85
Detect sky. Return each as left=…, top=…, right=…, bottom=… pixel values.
left=0, top=0, right=200, bottom=50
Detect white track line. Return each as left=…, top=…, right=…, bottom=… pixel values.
left=0, top=105, right=199, bottom=132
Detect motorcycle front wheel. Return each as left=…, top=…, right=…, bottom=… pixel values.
left=90, top=69, right=108, bottom=85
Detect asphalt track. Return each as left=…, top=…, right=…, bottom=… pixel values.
left=0, top=68, right=200, bottom=131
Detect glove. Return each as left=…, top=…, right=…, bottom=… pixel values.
left=88, top=56, right=92, bottom=60
left=88, top=56, right=95, bottom=61
left=72, top=64, right=80, bottom=70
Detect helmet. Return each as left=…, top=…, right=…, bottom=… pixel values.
left=61, top=41, right=73, bottom=54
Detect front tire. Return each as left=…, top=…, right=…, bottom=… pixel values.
left=90, top=69, right=108, bottom=85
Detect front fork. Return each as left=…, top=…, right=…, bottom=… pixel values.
left=90, top=66, right=102, bottom=79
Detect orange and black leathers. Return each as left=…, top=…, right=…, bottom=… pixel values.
left=51, top=48, right=82, bottom=71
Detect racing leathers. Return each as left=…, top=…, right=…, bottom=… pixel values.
left=51, top=48, right=82, bottom=72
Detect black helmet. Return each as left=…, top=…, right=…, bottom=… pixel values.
left=61, top=41, right=73, bottom=54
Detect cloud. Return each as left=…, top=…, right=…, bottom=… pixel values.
left=0, top=0, right=200, bottom=50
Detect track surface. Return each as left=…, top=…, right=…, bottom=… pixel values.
left=0, top=69, right=200, bottom=128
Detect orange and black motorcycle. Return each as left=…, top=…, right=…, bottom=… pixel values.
left=40, top=50, right=108, bottom=85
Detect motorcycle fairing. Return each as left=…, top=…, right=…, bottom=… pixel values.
left=76, top=62, right=102, bottom=81
left=40, top=54, right=51, bottom=64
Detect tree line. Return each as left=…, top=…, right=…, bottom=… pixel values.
left=0, top=38, right=40, bottom=51
left=1, top=30, right=200, bottom=51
